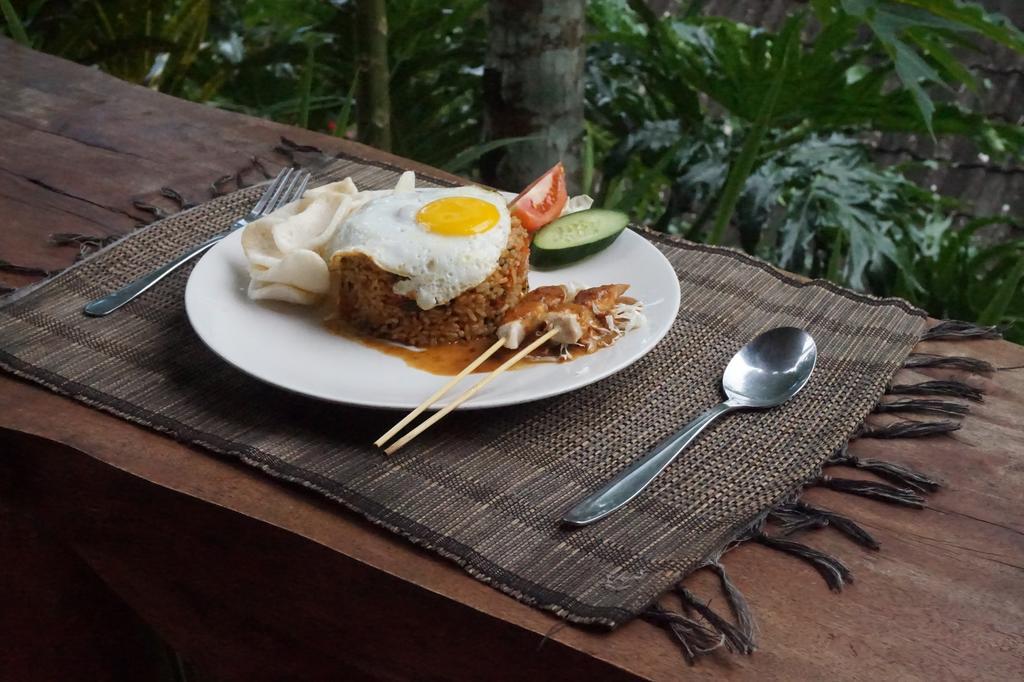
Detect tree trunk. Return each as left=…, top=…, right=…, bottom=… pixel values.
left=483, top=0, right=586, bottom=193
left=355, top=0, right=392, bottom=151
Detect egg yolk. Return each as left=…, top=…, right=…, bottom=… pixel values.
left=416, top=197, right=499, bottom=236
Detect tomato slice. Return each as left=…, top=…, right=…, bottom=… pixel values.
left=510, top=162, right=568, bottom=232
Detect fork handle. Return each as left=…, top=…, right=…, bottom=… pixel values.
left=83, top=232, right=228, bottom=317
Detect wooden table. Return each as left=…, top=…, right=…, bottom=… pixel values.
left=2, top=38, right=1023, bottom=681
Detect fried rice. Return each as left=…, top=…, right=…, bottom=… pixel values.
left=329, top=218, right=530, bottom=346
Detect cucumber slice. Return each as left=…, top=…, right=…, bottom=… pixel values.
left=530, top=209, right=630, bottom=269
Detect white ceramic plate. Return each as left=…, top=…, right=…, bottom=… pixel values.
left=185, top=228, right=680, bottom=409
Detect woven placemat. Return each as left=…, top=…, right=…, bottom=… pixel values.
left=0, top=153, right=946, bottom=644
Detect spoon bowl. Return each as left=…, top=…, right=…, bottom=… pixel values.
left=723, top=327, right=817, bottom=407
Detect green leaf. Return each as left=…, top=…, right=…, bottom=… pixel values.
left=582, top=120, right=596, bottom=196
left=707, top=14, right=803, bottom=245
left=826, top=228, right=846, bottom=282
left=334, top=71, right=360, bottom=137
left=297, top=42, right=315, bottom=128
left=834, top=0, right=1024, bottom=133
left=907, top=29, right=977, bottom=91
left=601, top=156, right=673, bottom=218
left=625, top=0, right=703, bottom=125
left=888, top=39, right=941, bottom=134
left=0, top=0, right=30, bottom=46
left=898, top=0, right=1024, bottom=52
left=442, top=136, right=541, bottom=174
left=978, top=252, right=1024, bottom=326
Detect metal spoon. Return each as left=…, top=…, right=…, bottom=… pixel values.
left=563, top=326, right=817, bottom=527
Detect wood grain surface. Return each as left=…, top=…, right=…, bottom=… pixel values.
left=1, top=38, right=1022, bottom=682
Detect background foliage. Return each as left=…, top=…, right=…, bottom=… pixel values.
left=3, top=0, right=1023, bottom=339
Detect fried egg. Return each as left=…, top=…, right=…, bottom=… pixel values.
left=325, top=186, right=512, bottom=310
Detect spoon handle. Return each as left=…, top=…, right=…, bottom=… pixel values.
left=563, top=402, right=736, bottom=526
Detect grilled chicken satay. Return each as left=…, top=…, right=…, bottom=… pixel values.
left=496, top=285, right=569, bottom=348
left=544, top=284, right=636, bottom=350
left=496, top=300, right=546, bottom=349
left=543, top=303, right=597, bottom=345
left=525, top=285, right=571, bottom=307
left=574, top=283, right=629, bottom=313
left=499, top=283, right=637, bottom=352
left=577, top=284, right=632, bottom=344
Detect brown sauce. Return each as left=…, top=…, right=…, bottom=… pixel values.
left=325, top=318, right=597, bottom=376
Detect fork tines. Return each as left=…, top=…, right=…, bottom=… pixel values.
left=254, top=167, right=311, bottom=217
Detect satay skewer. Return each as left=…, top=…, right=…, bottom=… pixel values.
left=384, top=328, right=558, bottom=455
left=374, top=337, right=505, bottom=448
left=375, top=287, right=569, bottom=449
left=378, top=284, right=638, bottom=455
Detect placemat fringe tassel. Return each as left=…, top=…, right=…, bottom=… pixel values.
left=872, top=398, right=969, bottom=417
left=132, top=200, right=172, bottom=222
left=856, top=419, right=961, bottom=439
left=0, top=259, right=51, bottom=277
left=827, top=449, right=940, bottom=492
left=755, top=533, right=853, bottom=591
left=886, top=379, right=983, bottom=402
left=920, top=320, right=1003, bottom=340
left=814, top=474, right=925, bottom=507
left=641, top=604, right=725, bottom=665
left=708, top=562, right=757, bottom=646
left=675, top=586, right=755, bottom=654
left=769, top=500, right=880, bottom=549
left=49, top=233, right=121, bottom=261
left=160, top=186, right=198, bottom=210
left=904, top=352, right=995, bottom=373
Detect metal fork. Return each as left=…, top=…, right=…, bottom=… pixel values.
left=84, top=168, right=311, bottom=316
